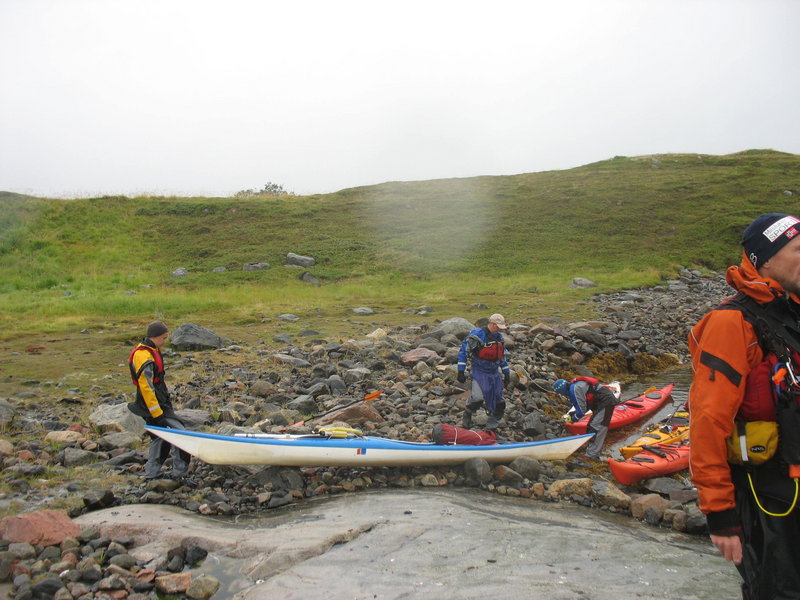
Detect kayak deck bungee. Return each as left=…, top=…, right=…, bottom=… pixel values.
left=618, top=410, right=689, bottom=460
left=564, top=383, right=675, bottom=435
left=607, top=441, right=690, bottom=486
left=144, top=426, right=594, bottom=467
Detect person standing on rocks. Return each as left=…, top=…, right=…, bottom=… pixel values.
left=688, top=213, right=800, bottom=599
left=551, top=377, right=621, bottom=459
left=127, top=321, right=190, bottom=481
left=457, top=313, right=511, bottom=430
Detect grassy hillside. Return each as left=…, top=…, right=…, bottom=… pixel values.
left=1, top=150, right=799, bottom=337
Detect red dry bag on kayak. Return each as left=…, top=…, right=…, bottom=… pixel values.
left=432, top=423, right=497, bottom=446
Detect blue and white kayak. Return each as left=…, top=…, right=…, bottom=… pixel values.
left=145, top=426, right=593, bottom=467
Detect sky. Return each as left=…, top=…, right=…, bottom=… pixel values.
left=1, top=0, right=798, bottom=198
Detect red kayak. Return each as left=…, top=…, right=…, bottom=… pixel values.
left=606, top=441, right=690, bottom=485
left=563, top=384, right=674, bottom=435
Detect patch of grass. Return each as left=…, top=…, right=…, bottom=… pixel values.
left=0, top=150, right=798, bottom=336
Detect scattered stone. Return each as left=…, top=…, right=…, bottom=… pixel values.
left=243, top=262, right=270, bottom=271
left=186, top=575, right=221, bottom=600
left=463, top=458, right=492, bottom=484
left=285, top=253, right=316, bottom=268
left=0, top=510, right=80, bottom=546
left=299, top=271, right=321, bottom=286
left=570, top=277, right=596, bottom=288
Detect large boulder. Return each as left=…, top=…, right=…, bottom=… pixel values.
left=89, top=402, right=145, bottom=435
left=285, top=253, right=316, bottom=268
left=170, top=323, right=228, bottom=350
left=0, top=510, right=80, bottom=545
left=432, top=318, right=474, bottom=340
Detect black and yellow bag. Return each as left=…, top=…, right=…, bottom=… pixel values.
left=726, top=420, right=779, bottom=465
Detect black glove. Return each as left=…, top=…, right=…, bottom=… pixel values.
left=503, top=372, right=510, bottom=387
left=152, top=414, right=169, bottom=428
left=457, top=371, right=466, bottom=383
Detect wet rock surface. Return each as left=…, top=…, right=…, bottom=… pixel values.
left=72, top=490, right=739, bottom=600
left=0, top=270, right=734, bottom=599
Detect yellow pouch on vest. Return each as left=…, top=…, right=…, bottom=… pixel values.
left=726, top=421, right=779, bottom=466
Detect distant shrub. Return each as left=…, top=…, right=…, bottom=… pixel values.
left=234, top=182, right=294, bottom=198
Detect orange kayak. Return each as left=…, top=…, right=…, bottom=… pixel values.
left=607, top=441, right=690, bottom=485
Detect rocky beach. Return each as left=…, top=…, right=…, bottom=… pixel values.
left=0, top=269, right=735, bottom=599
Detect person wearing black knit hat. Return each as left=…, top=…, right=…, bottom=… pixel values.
left=146, top=320, right=169, bottom=339
left=688, top=212, right=800, bottom=598
left=742, top=213, right=800, bottom=272
left=127, top=321, right=190, bottom=481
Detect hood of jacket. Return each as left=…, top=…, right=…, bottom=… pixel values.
left=725, top=251, right=800, bottom=305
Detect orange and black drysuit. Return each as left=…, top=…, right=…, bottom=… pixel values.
left=129, top=340, right=173, bottom=423
left=689, top=255, right=800, bottom=599
left=128, top=339, right=189, bottom=480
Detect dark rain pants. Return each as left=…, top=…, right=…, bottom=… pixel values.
left=466, top=357, right=505, bottom=417
left=731, top=461, right=800, bottom=600
left=584, top=387, right=621, bottom=459
left=145, top=415, right=190, bottom=479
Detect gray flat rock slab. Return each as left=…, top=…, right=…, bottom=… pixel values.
left=76, top=489, right=739, bottom=599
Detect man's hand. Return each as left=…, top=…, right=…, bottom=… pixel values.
left=457, top=371, right=466, bottom=383
left=152, top=414, right=169, bottom=428
left=710, top=534, right=743, bottom=565
left=503, top=372, right=510, bottom=387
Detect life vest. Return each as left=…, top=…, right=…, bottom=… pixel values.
left=718, top=292, right=800, bottom=422
left=128, top=343, right=164, bottom=387
left=716, top=291, right=800, bottom=501
left=571, top=376, right=601, bottom=409
left=474, top=328, right=505, bottom=361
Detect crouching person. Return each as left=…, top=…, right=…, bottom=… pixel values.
left=552, top=377, right=621, bottom=459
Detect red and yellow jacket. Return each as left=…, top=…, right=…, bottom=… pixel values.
left=688, top=254, right=800, bottom=521
left=129, top=341, right=169, bottom=420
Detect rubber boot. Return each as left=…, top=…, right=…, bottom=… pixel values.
left=462, top=410, right=473, bottom=429
left=486, top=415, right=500, bottom=430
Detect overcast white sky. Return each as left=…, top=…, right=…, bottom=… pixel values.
left=1, top=0, right=797, bottom=198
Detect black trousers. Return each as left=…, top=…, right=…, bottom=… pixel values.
left=731, top=461, right=800, bottom=600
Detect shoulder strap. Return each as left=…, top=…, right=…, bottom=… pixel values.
left=128, top=343, right=163, bottom=385
left=719, top=292, right=800, bottom=360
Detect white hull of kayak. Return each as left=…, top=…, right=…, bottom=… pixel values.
left=145, top=426, right=593, bottom=467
